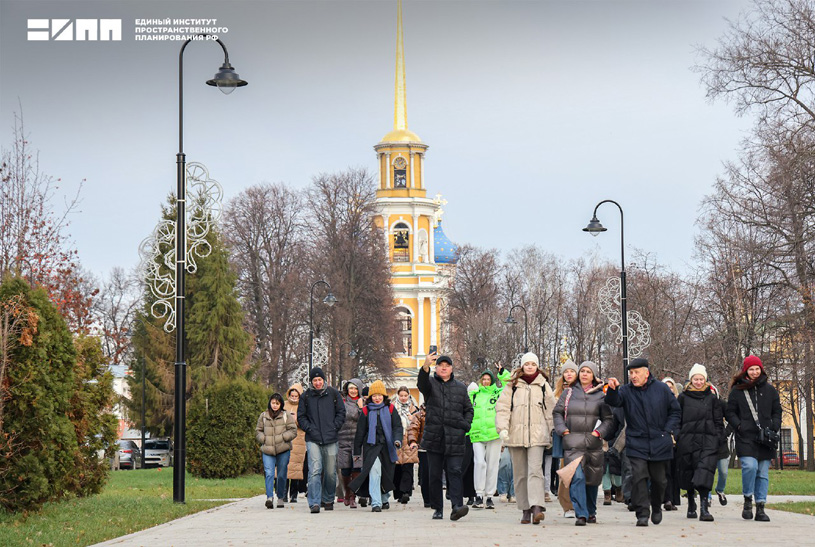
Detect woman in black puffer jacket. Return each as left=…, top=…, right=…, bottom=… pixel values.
left=676, top=364, right=722, bottom=522
left=726, top=355, right=781, bottom=523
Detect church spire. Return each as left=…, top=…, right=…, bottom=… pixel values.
left=394, top=0, right=408, bottom=132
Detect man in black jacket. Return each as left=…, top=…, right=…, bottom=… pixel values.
left=606, top=358, right=681, bottom=527
left=298, top=367, right=346, bottom=513
left=415, top=352, right=474, bottom=521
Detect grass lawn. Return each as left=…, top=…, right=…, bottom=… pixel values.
left=766, top=501, right=815, bottom=515
left=0, top=468, right=264, bottom=547
left=720, top=468, right=815, bottom=496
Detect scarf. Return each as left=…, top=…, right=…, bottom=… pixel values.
left=521, top=370, right=540, bottom=385
left=686, top=382, right=710, bottom=392
left=393, top=398, right=415, bottom=429
left=366, top=401, right=397, bottom=462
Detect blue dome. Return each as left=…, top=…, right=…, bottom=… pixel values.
left=434, top=221, right=458, bottom=264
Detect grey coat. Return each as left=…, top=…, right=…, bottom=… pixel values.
left=337, top=378, right=364, bottom=470
left=553, top=384, right=614, bottom=486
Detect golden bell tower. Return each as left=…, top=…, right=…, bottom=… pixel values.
left=373, top=0, right=457, bottom=388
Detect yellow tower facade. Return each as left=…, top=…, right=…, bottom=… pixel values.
left=373, top=0, right=457, bottom=389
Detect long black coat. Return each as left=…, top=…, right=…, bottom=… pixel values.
left=349, top=405, right=403, bottom=498
left=605, top=375, right=681, bottom=462
left=726, top=374, right=781, bottom=461
left=553, top=384, right=614, bottom=486
left=676, top=387, right=723, bottom=492
left=297, top=386, right=346, bottom=445
left=417, top=367, right=474, bottom=456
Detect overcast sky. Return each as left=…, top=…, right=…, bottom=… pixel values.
left=0, top=0, right=754, bottom=281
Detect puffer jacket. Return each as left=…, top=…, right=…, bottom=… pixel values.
left=407, top=407, right=426, bottom=451
left=468, top=368, right=510, bottom=443
left=495, top=373, right=556, bottom=448
left=676, top=386, right=723, bottom=491
left=417, top=367, right=474, bottom=456
left=605, top=374, right=681, bottom=461
left=553, top=383, right=614, bottom=486
left=726, top=373, right=781, bottom=461
left=297, top=384, right=346, bottom=445
left=256, top=407, right=298, bottom=456
left=286, top=383, right=307, bottom=480
left=337, top=378, right=364, bottom=469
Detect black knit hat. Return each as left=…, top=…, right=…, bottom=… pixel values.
left=309, top=367, right=326, bottom=382
left=628, top=358, right=650, bottom=370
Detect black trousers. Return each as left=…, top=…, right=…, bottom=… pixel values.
left=664, top=453, right=681, bottom=505
left=418, top=451, right=430, bottom=504
left=462, top=438, right=475, bottom=498
left=428, top=451, right=463, bottom=511
left=393, top=463, right=414, bottom=498
left=630, top=457, right=667, bottom=519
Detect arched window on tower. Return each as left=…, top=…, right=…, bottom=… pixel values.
left=395, top=307, right=413, bottom=356
left=393, top=222, right=410, bottom=262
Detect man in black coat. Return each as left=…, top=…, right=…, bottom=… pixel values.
left=298, top=367, right=346, bottom=513
left=414, top=352, right=474, bottom=521
left=606, top=358, right=681, bottom=527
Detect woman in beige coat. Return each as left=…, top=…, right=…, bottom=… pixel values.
left=495, top=352, right=556, bottom=525
left=285, top=383, right=308, bottom=502
left=257, top=393, right=297, bottom=508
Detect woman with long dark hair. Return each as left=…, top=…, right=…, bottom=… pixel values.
left=726, top=355, right=781, bottom=523
left=256, top=392, right=297, bottom=509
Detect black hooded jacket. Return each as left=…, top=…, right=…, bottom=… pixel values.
left=417, top=366, right=474, bottom=456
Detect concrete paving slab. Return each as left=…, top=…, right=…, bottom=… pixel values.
left=94, top=493, right=815, bottom=547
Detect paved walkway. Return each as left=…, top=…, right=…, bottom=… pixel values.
left=95, top=493, right=814, bottom=546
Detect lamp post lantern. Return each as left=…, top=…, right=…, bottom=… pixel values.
left=173, top=36, right=247, bottom=504
left=505, top=304, right=529, bottom=353
left=308, top=280, right=337, bottom=371
left=583, top=199, right=629, bottom=382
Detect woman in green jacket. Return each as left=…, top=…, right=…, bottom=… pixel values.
left=469, top=362, right=510, bottom=509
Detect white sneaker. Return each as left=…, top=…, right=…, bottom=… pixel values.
left=564, top=509, right=575, bottom=518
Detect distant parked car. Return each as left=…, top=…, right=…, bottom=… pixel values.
left=117, top=440, right=142, bottom=470
left=780, top=451, right=800, bottom=466
left=144, top=438, right=173, bottom=468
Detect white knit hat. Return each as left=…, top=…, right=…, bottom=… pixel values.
left=688, top=363, right=708, bottom=382
left=521, top=352, right=539, bottom=367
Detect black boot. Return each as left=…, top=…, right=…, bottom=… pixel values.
left=699, top=493, right=714, bottom=522
left=686, top=490, right=697, bottom=519
left=742, top=495, right=753, bottom=520
left=755, top=502, right=770, bottom=522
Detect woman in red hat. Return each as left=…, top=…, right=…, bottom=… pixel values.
left=726, top=355, right=781, bottom=523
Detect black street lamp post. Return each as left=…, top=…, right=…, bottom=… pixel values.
left=174, top=36, right=247, bottom=504
left=505, top=304, right=529, bottom=353
left=583, top=199, right=629, bottom=383
left=308, top=280, right=337, bottom=371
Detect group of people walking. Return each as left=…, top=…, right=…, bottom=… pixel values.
left=253, top=351, right=781, bottom=527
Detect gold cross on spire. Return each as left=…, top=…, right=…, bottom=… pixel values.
left=394, top=0, right=408, bottom=132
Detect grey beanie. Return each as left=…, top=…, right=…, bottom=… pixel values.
left=560, top=358, right=579, bottom=376
left=579, top=360, right=600, bottom=382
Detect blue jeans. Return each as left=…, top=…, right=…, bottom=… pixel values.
left=497, top=448, right=514, bottom=496
left=570, top=463, right=598, bottom=519
left=740, top=457, right=770, bottom=503
left=715, top=457, right=728, bottom=494
left=262, top=451, right=291, bottom=499
left=369, top=457, right=391, bottom=508
left=306, top=441, right=338, bottom=507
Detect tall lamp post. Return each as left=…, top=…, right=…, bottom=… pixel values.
left=174, top=36, right=247, bottom=504
left=309, top=280, right=337, bottom=371
left=505, top=304, right=529, bottom=353
left=583, top=199, right=629, bottom=382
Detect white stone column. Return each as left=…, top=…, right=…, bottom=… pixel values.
left=430, top=295, right=438, bottom=345
left=420, top=152, right=425, bottom=189
left=383, top=214, right=390, bottom=254
left=429, top=215, right=435, bottom=263
left=417, top=295, right=425, bottom=355
left=385, top=153, right=391, bottom=188
left=412, top=213, right=420, bottom=263
left=410, top=151, right=415, bottom=189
